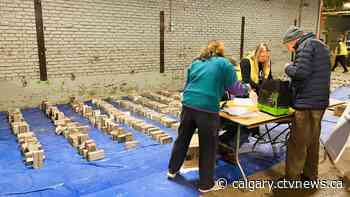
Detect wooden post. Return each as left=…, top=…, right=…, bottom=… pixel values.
left=316, top=0, right=323, bottom=39
left=291, top=19, right=298, bottom=61
left=34, top=0, right=48, bottom=81
left=240, top=16, right=245, bottom=60
left=160, top=11, right=165, bottom=73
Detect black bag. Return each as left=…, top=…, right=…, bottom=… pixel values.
left=258, top=79, right=292, bottom=116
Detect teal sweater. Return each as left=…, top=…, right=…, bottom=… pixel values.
left=182, top=56, right=236, bottom=112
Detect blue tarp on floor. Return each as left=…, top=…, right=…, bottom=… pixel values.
left=0, top=86, right=348, bottom=197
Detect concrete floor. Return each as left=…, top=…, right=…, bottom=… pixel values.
left=204, top=70, right=350, bottom=197
left=204, top=147, right=350, bottom=197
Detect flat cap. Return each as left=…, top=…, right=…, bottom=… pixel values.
left=283, top=26, right=304, bottom=44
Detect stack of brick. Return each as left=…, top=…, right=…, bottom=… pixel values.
left=117, top=99, right=178, bottom=129
left=41, top=101, right=104, bottom=161
left=7, top=109, right=45, bottom=168
left=125, top=95, right=181, bottom=127
left=93, top=99, right=173, bottom=145
left=127, top=95, right=169, bottom=114
left=77, top=139, right=105, bottom=161
left=183, top=134, right=199, bottom=168
left=139, top=92, right=182, bottom=118
left=141, top=92, right=174, bottom=105
left=69, top=98, right=136, bottom=149
left=156, top=90, right=181, bottom=101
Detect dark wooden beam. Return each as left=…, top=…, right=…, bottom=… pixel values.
left=240, top=16, right=246, bottom=60
left=291, top=19, right=298, bottom=61
left=160, top=11, right=165, bottom=73
left=34, top=0, right=48, bottom=81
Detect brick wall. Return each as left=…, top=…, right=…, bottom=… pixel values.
left=161, top=0, right=320, bottom=74
left=41, top=0, right=160, bottom=78
left=0, top=0, right=319, bottom=81
left=0, top=0, right=39, bottom=80
left=0, top=0, right=320, bottom=110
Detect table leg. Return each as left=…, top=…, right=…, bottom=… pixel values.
left=235, top=125, right=247, bottom=181
left=266, top=127, right=277, bottom=157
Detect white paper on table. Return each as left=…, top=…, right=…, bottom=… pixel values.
left=233, top=98, right=256, bottom=106
left=324, top=103, right=350, bottom=163
left=223, top=106, right=259, bottom=117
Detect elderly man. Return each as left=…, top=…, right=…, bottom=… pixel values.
left=283, top=26, right=331, bottom=181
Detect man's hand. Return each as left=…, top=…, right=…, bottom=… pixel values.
left=284, top=62, right=291, bottom=71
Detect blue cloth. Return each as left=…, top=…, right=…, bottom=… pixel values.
left=0, top=102, right=289, bottom=197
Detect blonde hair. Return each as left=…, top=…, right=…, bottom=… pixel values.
left=253, top=43, right=270, bottom=68
left=197, top=40, right=225, bottom=61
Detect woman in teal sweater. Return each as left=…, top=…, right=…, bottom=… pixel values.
left=167, top=40, right=252, bottom=193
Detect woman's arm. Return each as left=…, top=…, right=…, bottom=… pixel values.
left=240, top=58, right=259, bottom=91
left=268, top=62, right=273, bottom=80
left=226, top=81, right=250, bottom=97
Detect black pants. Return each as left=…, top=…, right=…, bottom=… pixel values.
left=332, top=55, right=348, bottom=72
left=168, top=106, right=219, bottom=190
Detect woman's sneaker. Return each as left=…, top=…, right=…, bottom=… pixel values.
left=167, top=171, right=179, bottom=179
left=198, top=181, right=226, bottom=193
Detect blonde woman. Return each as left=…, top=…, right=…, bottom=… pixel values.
left=240, top=43, right=273, bottom=94
left=167, top=40, right=252, bottom=193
